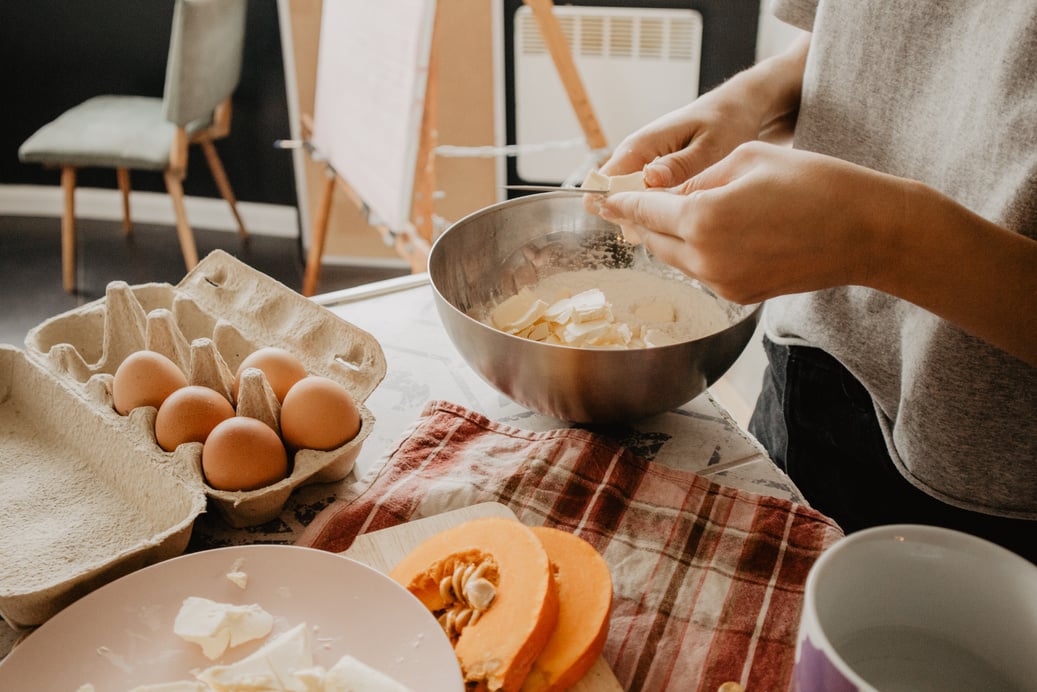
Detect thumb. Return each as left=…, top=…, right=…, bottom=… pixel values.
left=598, top=146, right=651, bottom=179
left=643, top=137, right=733, bottom=189
left=600, top=190, right=687, bottom=237
left=677, top=148, right=745, bottom=195
left=643, top=152, right=693, bottom=188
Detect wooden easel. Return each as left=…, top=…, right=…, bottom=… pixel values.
left=301, top=0, right=606, bottom=297
left=524, top=0, right=608, bottom=155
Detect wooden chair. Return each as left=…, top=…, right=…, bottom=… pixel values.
left=18, top=0, right=249, bottom=293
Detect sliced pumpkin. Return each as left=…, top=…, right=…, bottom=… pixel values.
left=522, top=527, right=613, bottom=692
left=389, top=517, right=559, bottom=692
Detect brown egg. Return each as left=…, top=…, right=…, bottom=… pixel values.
left=280, top=376, right=361, bottom=451
left=202, top=416, right=289, bottom=491
left=112, top=350, right=188, bottom=415
left=154, top=385, right=235, bottom=452
left=234, top=346, right=308, bottom=403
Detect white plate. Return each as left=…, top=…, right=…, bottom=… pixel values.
left=0, top=544, right=462, bottom=690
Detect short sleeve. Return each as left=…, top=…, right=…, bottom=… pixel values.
left=770, top=0, right=818, bottom=31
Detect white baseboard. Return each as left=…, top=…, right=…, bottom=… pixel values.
left=0, top=184, right=299, bottom=238
left=0, top=184, right=409, bottom=269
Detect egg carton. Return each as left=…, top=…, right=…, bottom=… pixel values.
left=0, top=250, right=386, bottom=629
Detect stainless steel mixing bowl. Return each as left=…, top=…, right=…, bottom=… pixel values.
left=428, top=193, right=760, bottom=423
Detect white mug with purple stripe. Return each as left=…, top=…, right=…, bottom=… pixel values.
left=792, top=524, right=1037, bottom=692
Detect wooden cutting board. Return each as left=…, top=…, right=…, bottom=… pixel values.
left=341, top=502, right=624, bottom=691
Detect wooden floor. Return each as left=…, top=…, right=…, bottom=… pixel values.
left=0, top=216, right=409, bottom=348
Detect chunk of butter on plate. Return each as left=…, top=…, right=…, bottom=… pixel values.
left=173, top=597, right=274, bottom=660
left=196, top=623, right=411, bottom=692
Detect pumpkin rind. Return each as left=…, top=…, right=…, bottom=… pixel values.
left=521, top=526, right=613, bottom=692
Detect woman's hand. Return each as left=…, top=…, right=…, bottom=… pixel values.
left=600, top=142, right=1037, bottom=364
left=597, top=34, right=809, bottom=187
left=600, top=142, right=889, bottom=304
left=599, top=90, right=772, bottom=188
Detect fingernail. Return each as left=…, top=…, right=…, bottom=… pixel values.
left=598, top=204, right=617, bottom=221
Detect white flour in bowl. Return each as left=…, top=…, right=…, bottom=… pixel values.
left=478, top=267, right=731, bottom=349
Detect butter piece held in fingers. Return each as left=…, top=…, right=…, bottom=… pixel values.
left=581, top=169, right=647, bottom=194
left=582, top=169, right=648, bottom=244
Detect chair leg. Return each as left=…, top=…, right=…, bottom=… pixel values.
left=200, top=140, right=248, bottom=239
left=116, top=167, right=132, bottom=235
left=163, top=170, right=199, bottom=271
left=61, top=166, right=77, bottom=293
left=302, top=172, right=335, bottom=297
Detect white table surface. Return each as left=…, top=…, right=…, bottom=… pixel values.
left=309, top=273, right=799, bottom=497
left=1, top=273, right=800, bottom=660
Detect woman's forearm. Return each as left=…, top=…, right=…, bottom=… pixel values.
left=870, top=178, right=1037, bottom=365
left=722, top=32, right=810, bottom=143
left=729, top=37, right=1035, bottom=364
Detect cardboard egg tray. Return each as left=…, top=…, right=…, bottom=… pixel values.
left=0, top=250, right=386, bottom=629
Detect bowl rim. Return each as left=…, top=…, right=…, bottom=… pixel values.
left=428, top=192, right=762, bottom=352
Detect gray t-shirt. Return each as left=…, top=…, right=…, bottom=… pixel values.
left=767, top=0, right=1036, bottom=519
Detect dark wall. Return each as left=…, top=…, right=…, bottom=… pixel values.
left=2, top=1, right=297, bottom=207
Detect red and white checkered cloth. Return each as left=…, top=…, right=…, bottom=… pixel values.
left=297, top=401, right=843, bottom=691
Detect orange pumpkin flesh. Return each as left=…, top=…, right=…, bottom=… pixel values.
left=522, top=527, right=613, bottom=692
left=389, top=517, right=559, bottom=691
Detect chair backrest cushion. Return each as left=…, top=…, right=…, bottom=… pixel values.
left=163, top=0, right=247, bottom=127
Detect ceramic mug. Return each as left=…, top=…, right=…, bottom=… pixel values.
left=792, top=524, right=1037, bottom=692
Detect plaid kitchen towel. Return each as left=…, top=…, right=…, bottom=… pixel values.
left=297, top=401, right=844, bottom=692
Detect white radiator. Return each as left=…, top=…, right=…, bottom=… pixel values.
left=512, top=5, right=703, bottom=184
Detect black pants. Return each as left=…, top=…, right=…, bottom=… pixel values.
left=748, top=337, right=1036, bottom=564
